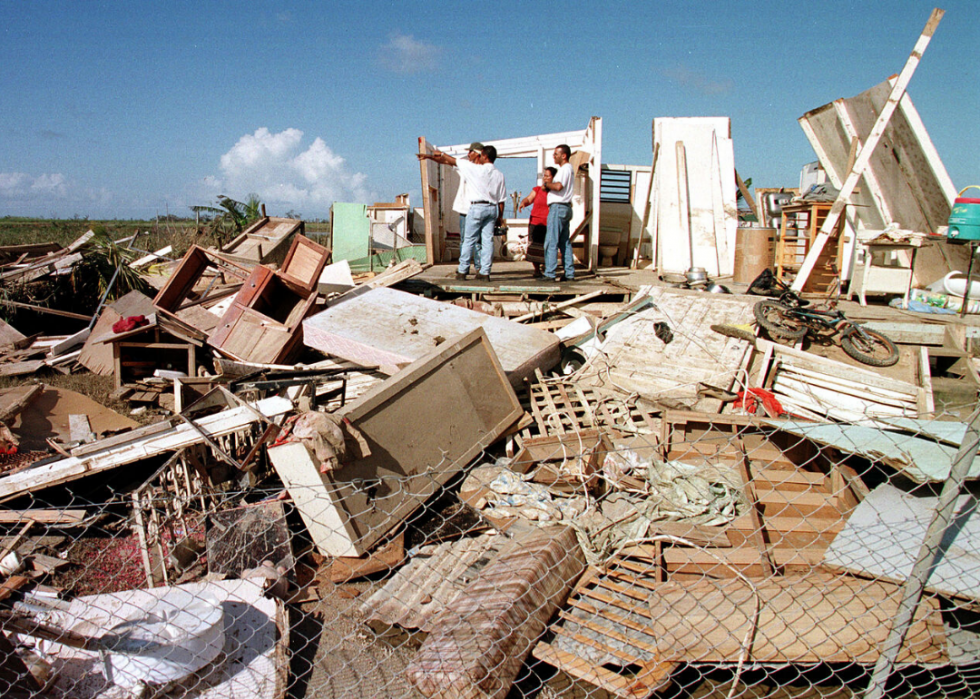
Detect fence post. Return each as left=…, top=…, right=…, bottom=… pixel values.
left=864, top=406, right=980, bottom=699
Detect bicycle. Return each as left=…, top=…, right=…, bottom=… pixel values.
left=753, top=287, right=900, bottom=367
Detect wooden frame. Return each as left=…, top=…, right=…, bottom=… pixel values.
left=113, top=341, right=196, bottom=389
left=269, top=327, right=522, bottom=557
left=423, top=117, right=603, bottom=272
left=208, top=235, right=329, bottom=365
left=775, top=201, right=847, bottom=295
left=153, top=246, right=251, bottom=335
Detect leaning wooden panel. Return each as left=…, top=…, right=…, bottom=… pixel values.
left=268, top=327, right=522, bottom=557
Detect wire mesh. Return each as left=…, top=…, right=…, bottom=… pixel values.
left=1, top=372, right=979, bottom=699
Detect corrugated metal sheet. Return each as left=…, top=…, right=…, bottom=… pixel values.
left=769, top=420, right=966, bottom=483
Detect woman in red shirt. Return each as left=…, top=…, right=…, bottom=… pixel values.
left=518, top=167, right=556, bottom=278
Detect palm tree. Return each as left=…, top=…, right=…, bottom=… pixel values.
left=190, top=193, right=264, bottom=244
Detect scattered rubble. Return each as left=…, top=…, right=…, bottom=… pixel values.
left=1, top=12, right=979, bottom=697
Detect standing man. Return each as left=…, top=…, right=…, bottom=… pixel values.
left=418, top=144, right=506, bottom=281
left=541, top=144, right=575, bottom=282
left=452, top=142, right=483, bottom=273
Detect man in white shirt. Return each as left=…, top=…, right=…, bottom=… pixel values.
left=419, top=144, right=506, bottom=281
left=539, top=144, right=575, bottom=281
left=452, top=142, right=484, bottom=273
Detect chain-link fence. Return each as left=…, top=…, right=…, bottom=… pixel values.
left=1, top=348, right=979, bottom=699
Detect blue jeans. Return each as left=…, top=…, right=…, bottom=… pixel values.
left=544, top=203, right=574, bottom=279
left=459, top=213, right=480, bottom=268
left=458, top=203, right=496, bottom=275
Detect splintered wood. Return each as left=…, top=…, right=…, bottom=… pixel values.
left=753, top=339, right=928, bottom=423
left=537, top=570, right=946, bottom=693
left=574, top=287, right=755, bottom=411
left=531, top=411, right=892, bottom=695
left=525, top=376, right=659, bottom=437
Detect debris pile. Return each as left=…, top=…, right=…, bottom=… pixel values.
left=1, top=12, right=980, bottom=698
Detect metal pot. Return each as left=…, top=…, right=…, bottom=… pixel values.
left=685, top=267, right=708, bottom=285
left=706, top=282, right=732, bottom=294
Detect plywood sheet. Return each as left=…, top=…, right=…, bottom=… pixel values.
left=10, top=385, right=138, bottom=451
left=824, top=483, right=980, bottom=600
left=78, top=290, right=157, bottom=375
left=302, top=287, right=560, bottom=388
left=799, top=79, right=969, bottom=285
left=653, top=117, right=737, bottom=275
left=551, top=571, right=946, bottom=666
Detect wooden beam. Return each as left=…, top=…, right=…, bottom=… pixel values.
left=792, top=8, right=944, bottom=291
left=735, top=169, right=758, bottom=221
left=632, top=142, right=660, bottom=269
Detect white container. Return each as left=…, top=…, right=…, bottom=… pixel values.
left=102, top=589, right=224, bottom=688
left=927, top=271, right=980, bottom=299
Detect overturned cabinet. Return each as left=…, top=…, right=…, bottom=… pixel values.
left=208, top=235, right=330, bottom=365
left=269, top=328, right=522, bottom=557
left=220, top=216, right=304, bottom=267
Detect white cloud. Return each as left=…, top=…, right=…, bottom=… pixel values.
left=0, top=171, right=69, bottom=198
left=660, top=64, right=733, bottom=95
left=379, top=32, right=441, bottom=74
left=208, top=128, right=374, bottom=216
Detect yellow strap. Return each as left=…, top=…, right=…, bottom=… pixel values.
left=958, top=185, right=980, bottom=196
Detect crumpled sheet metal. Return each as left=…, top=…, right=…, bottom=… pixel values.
left=768, top=419, right=968, bottom=484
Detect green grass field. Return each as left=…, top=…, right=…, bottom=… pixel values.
left=0, top=217, right=331, bottom=256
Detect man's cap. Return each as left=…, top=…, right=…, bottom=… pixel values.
left=468, top=142, right=485, bottom=152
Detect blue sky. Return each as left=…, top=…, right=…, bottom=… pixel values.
left=1, top=1, right=977, bottom=220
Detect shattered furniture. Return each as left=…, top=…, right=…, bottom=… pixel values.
left=153, top=246, right=251, bottom=336
left=102, top=315, right=200, bottom=390
left=269, top=327, right=522, bottom=557
left=775, top=201, right=846, bottom=295
left=848, top=239, right=917, bottom=307
left=209, top=235, right=330, bottom=365
left=220, top=216, right=303, bottom=267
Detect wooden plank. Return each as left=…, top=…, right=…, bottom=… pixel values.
left=0, top=396, right=291, bottom=502
left=418, top=137, right=438, bottom=265
left=0, top=509, right=85, bottom=525
left=533, top=642, right=649, bottom=698
left=735, top=440, right=775, bottom=576
left=598, top=575, right=947, bottom=664
left=328, top=532, right=405, bottom=583
left=270, top=328, right=521, bottom=557
left=513, top=290, right=606, bottom=323
left=792, top=9, right=944, bottom=291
